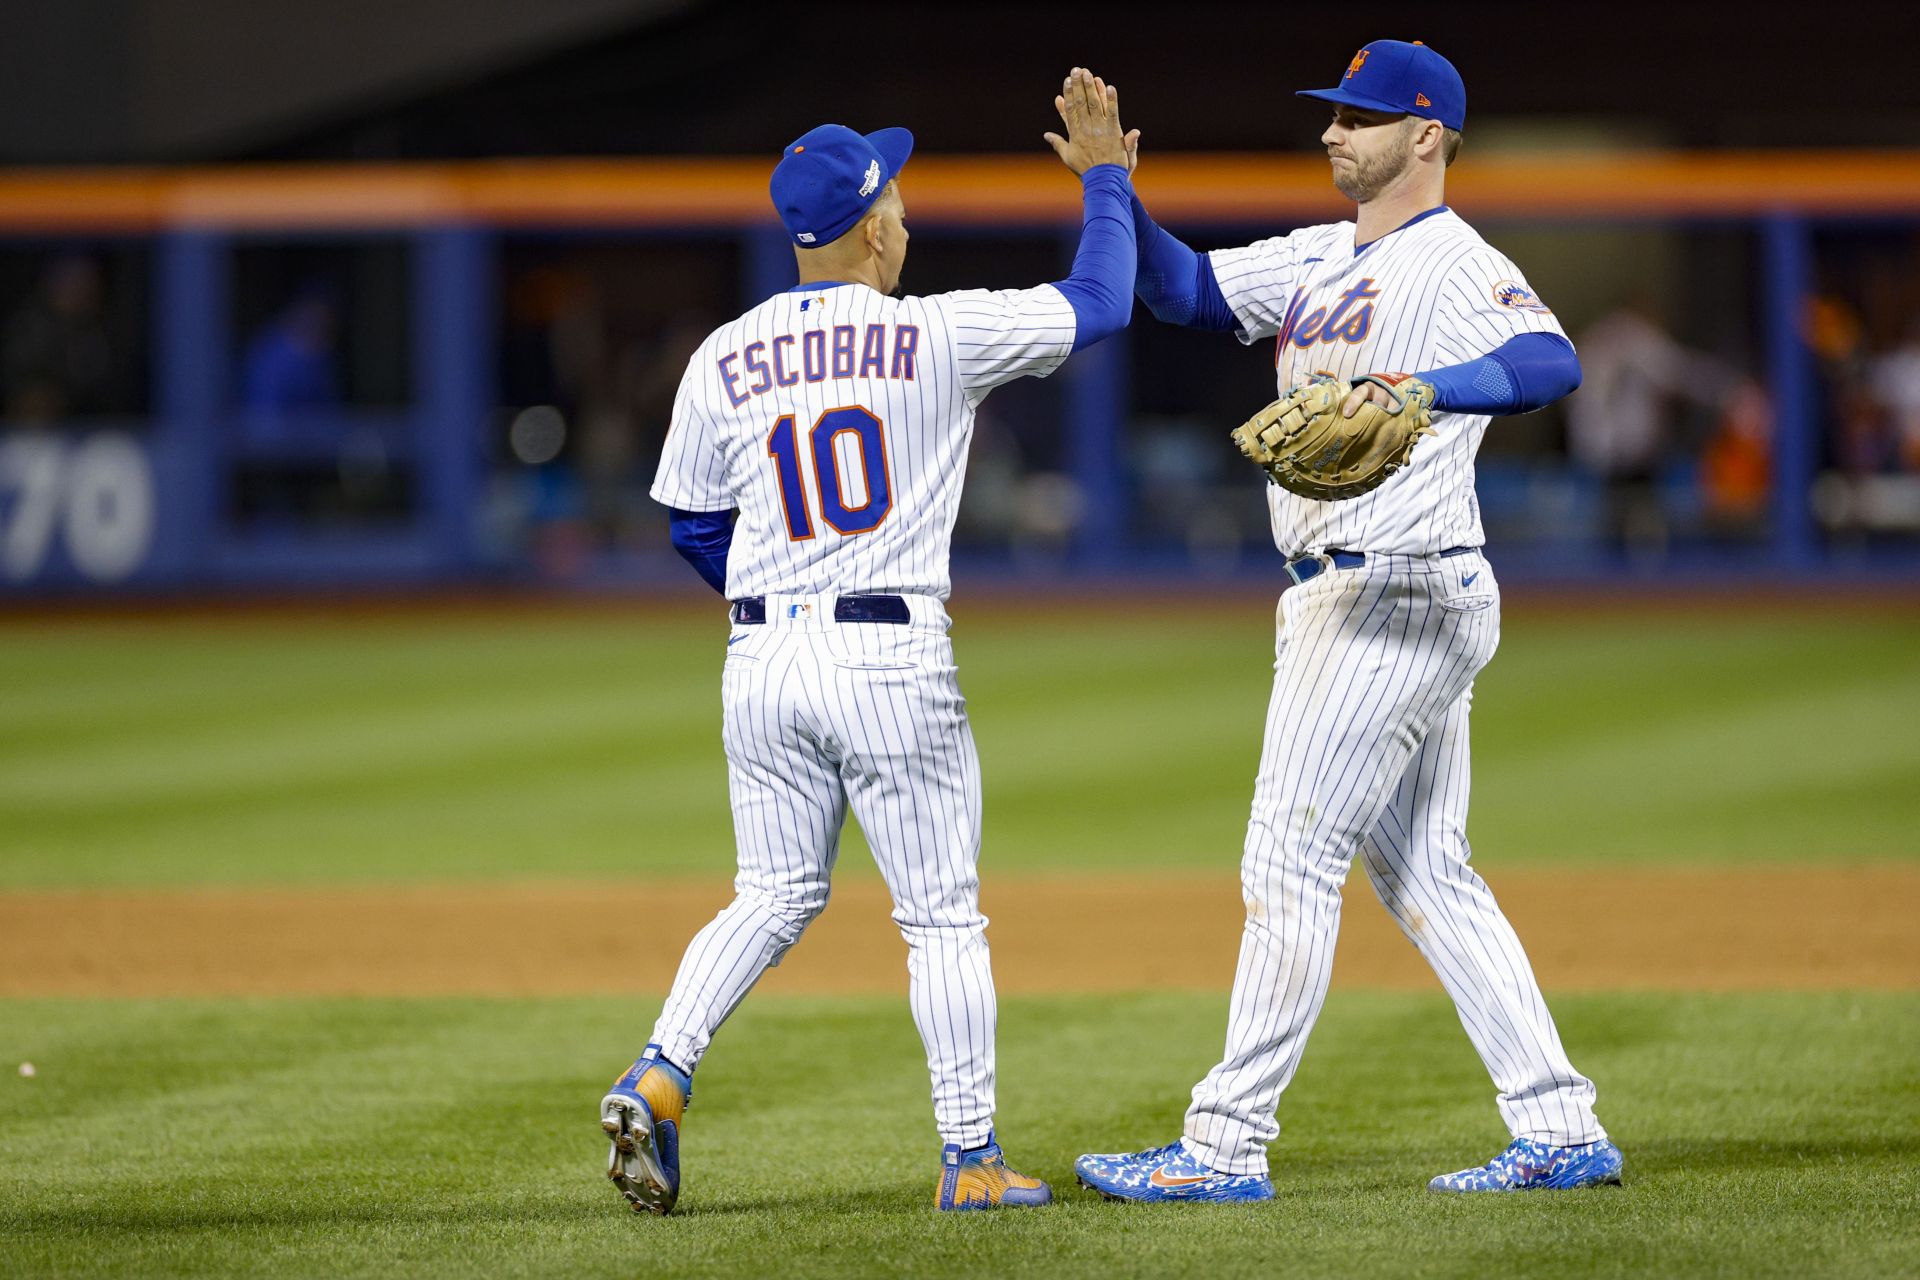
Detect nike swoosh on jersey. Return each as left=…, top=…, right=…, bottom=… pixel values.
left=1462, top=572, right=1479, bottom=587
left=728, top=634, right=749, bottom=646
left=1148, top=1166, right=1214, bottom=1188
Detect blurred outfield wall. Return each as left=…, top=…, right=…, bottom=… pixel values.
left=2, top=151, right=1920, bottom=593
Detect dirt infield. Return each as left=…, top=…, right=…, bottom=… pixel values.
left=3, top=865, right=1914, bottom=998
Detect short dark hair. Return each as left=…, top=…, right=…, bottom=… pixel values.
left=1442, top=128, right=1463, bottom=167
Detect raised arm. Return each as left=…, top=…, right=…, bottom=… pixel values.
left=1042, top=68, right=1138, bottom=350
left=1044, top=71, right=1234, bottom=334
left=1127, top=192, right=1239, bottom=332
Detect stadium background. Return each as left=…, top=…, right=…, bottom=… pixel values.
left=1, top=3, right=1915, bottom=1276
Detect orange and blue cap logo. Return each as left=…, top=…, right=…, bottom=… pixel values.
left=1344, top=49, right=1370, bottom=79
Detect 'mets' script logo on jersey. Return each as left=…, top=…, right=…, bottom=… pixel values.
left=717, top=322, right=920, bottom=408
left=1275, top=279, right=1381, bottom=350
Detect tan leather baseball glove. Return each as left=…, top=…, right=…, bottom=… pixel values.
left=1231, top=372, right=1436, bottom=501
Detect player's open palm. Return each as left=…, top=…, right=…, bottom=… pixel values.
left=1045, top=67, right=1137, bottom=175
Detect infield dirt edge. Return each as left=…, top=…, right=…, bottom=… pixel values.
left=4, top=864, right=1913, bottom=997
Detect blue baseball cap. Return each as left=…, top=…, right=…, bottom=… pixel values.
left=1297, top=40, right=1466, bottom=133
left=768, top=124, right=915, bottom=248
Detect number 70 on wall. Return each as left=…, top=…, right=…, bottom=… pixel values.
left=0, top=432, right=155, bottom=583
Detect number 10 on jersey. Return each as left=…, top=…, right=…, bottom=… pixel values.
left=767, top=405, right=893, bottom=540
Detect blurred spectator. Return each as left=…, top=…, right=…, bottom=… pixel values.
left=233, top=286, right=382, bottom=528
left=1699, top=380, right=1771, bottom=530
left=1866, top=318, right=1920, bottom=472
left=1803, top=280, right=1920, bottom=538
left=240, top=286, right=341, bottom=418
left=2, top=255, right=119, bottom=421
left=1805, top=292, right=1891, bottom=476
left=1568, top=298, right=1741, bottom=551
left=1801, top=268, right=1920, bottom=538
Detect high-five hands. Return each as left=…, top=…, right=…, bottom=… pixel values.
left=1045, top=67, right=1140, bottom=176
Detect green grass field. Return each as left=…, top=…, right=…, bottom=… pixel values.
left=3, top=992, right=1915, bottom=1278
left=1, top=602, right=1916, bottom=887
left=3, top=600, right=1917, bottom=1277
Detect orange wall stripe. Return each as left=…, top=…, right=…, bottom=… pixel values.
left=0, top=152, right=1914, bottom=232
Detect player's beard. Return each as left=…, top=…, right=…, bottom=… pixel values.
left=1330, top=134, right=1415, bottom=203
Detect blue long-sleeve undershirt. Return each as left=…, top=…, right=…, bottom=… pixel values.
left=1050, top=165, right=1138, bottom=352
left=1130, top=192, right=1238, bottom=331
left=668, top=507, right=734, bottom=596
left=1418, top=332, right=1582, bottom=415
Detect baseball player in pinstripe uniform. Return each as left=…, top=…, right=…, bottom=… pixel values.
left=1075, top=41, right=1625, bottom=1201
left=601, top=69, right=1136, bottom=1215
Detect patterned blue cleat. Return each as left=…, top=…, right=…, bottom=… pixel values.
left=936, top=1132, right=1053, bottom=1211
left=600, top=1045, right=692, bottom=1214
left=1074, top=1139, right=1275, bottom=1204
left=1428, top=1137, right=1624, bottom=1193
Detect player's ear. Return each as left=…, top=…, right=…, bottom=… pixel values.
left=1414, top=118, right=1444, bottom=159
left=861, top=209, right=888, bottom=257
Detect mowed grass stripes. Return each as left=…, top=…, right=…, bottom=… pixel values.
left=1, top=991, right=1915, bottom=1278
left=0, top=601, right=1916, bottom=887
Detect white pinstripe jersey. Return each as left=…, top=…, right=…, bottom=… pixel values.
left=1210, top=206, right=1568, bottom=556
left=650, top=281, right=1076, bottom=600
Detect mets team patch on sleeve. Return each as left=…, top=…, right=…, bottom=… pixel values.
left=1492, top=280, right=1552, bottom=314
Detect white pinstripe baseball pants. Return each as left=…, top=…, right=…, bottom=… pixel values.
left=648, top=593, right=998, bottom=1148
left=1184, top=551, right=1606, bottom=1175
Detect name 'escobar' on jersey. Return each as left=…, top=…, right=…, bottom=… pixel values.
left=716, top=321, right=921, bottom=407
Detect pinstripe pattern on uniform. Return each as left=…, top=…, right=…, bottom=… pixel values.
left=1172, top=209, right=1606, bottom=1172
left=645, top=281, right=1076, bottom=1148
left=1207, top=210, right=1568, bottom=558
left=649, top=599, right=999, bottom=1145
left=649, top=282, right=1074, bottom=601
left=1180, top=551, right=1573, bottom=1173
left=1358, top=685, right=1603, bottom=1149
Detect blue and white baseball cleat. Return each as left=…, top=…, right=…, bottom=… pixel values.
left=1074, top=1139, right=1275, bottom=1203
left=1428, top=1137, right=1624, bottom=1193
left=600, top=1045, right=692, bottom=1214
left=935, top=1132, right=1053, bottom=1211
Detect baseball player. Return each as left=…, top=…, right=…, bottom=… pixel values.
left=1074, top=41, right=1625, bottom=1201
left=601, top=69, right=1136, bottom=1215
